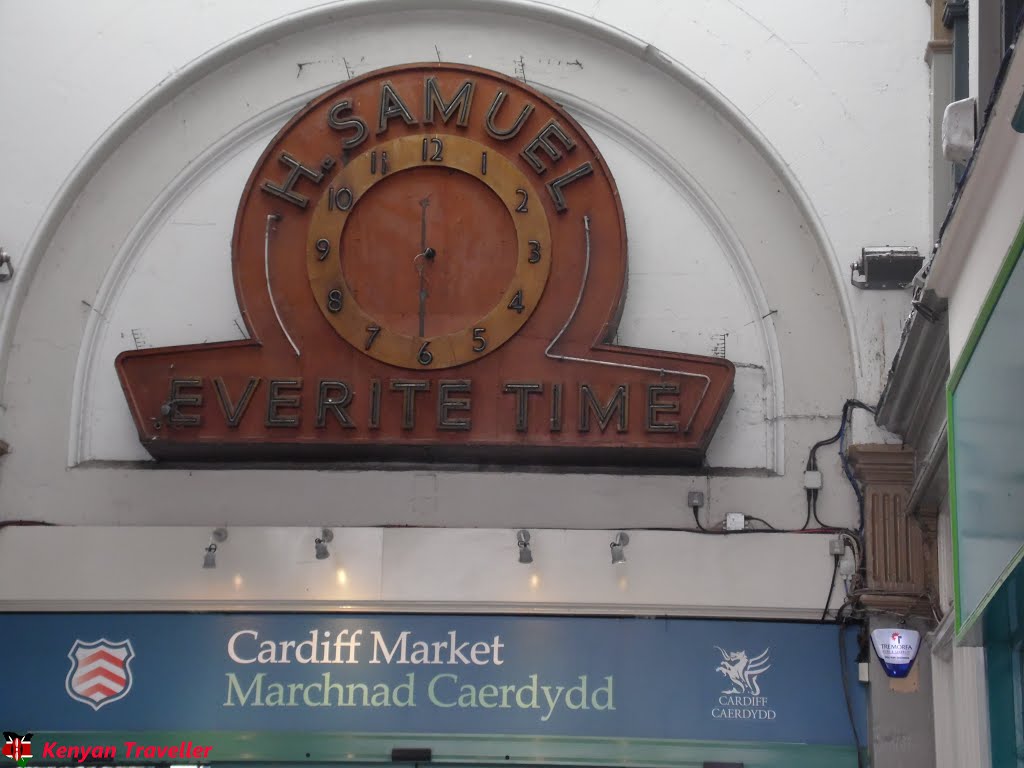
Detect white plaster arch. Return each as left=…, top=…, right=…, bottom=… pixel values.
left=0, top=0, right=858, bottom=392
left=0, top=0, right=858, bottom=528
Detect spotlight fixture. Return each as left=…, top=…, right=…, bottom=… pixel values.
left=203, top=528, right=228, bottom=569
left=610, top=532, right=629, bottom=565
left=315, top=528, right=334, bottom=560
left=517, top=530, right=533, bottom=564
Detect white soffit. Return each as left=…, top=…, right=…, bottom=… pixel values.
left=0, top=526, right=843, bottom=620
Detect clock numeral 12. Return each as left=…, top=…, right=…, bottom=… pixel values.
left=421, top=138, right=444, bottom=162
left=508, top=290, right=525, bottom=314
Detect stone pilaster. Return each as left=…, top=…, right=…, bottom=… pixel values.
left=847, top=444, right=937, bottom=617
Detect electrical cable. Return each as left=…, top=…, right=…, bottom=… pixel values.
left=822, top=554, right=839, bottom=621
left=806, top=399, right=876, bottom=472
left=811, top=489, right=827, bottom=529
left=805, top=399, right=875, bottom=532
left=691, top=505, right=708, bottom=531
left=688, top=395, right=876, bottom=538
left=839, top=421, right=866, bottom=532
left=837, top=606, right=866, bottom=768
left=744, top=515, right=777, bottom=530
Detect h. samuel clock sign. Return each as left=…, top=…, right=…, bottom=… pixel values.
left=116, top=64, right=734, bottom=466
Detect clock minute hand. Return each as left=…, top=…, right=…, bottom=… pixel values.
left=417, top=197, right=432, bottom=337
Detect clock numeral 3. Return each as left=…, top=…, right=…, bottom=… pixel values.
left=508, top=290, right=525, bottom=314
left=528, top=240, right=542, bottom=263
left=315, top=238, right=331, bottom=260
left=472, top=327, right=487, bottom=352
left=417, top=341, right=433, bottom=366
left=327, top=288, right=344, bottom=313
left=515, top=188, right=529, bottom=213
left=365, top=325, right=381, bottom=350
left=422, top=137, right=444, bottom=162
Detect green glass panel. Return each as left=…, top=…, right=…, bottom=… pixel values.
left=985, top=567, right=1024, bottom=766
left=951, top=233, right=1024, bottom=632
left=1013, top=88, right=1024, bottom=133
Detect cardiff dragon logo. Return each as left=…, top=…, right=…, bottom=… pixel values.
left=714, top=647, right=771, bottom=696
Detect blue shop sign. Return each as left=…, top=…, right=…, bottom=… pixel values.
left=0, top=614, right=864, bottom=752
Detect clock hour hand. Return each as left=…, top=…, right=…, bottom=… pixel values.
left=417, top=197, right=435, bottom=337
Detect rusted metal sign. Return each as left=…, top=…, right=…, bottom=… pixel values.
left=116, top=64, right=734, bottom=466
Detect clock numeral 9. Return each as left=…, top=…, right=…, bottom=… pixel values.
left=508, top=290, right=525, bottom=314
left=472, top=327, right=487, bottom=353
left=417, top=341, right=433, bottom=366
left=515, top=188, right=529, bottom=213
left=315, top=238, right=331, bottom=261
left=365, top=325, right=381, bottom=350
left=528, top=240, right=541, bottom=263
left=327, top=288, right=343, bottom=313
left=421, top=137, right=444, bottom=162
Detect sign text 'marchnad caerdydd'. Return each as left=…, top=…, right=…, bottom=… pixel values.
left=223, top=628, right=614, bottom=721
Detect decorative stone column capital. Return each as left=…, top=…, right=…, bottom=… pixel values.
left=847, top=444, right=935, bottom=617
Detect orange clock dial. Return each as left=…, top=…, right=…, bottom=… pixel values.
left=307, top=134, right=552, bottom=369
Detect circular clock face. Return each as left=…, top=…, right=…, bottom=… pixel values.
left=307, top=134, right=552, bottom=369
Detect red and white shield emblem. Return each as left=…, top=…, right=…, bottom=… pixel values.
left=65, top=638, right=134, bottom=710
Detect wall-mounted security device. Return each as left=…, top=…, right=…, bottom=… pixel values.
left=870, top=628, right=921, bottom=678
left=851, top=247, right=923, bottom=290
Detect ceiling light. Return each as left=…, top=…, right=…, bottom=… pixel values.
left=610, top=532, right=629, bottom=565
left=202, top=527, right=228, bottom=569
left=315, top=528, right=334, bottom=560
left=517, top=530, right=533, bottom=564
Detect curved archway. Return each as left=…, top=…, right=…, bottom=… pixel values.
left=0, top=0, right=855, bottom=525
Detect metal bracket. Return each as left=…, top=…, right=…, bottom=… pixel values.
left=0, top=248, right=13, bottom=283
left=851, top=247, right=923, bottom=290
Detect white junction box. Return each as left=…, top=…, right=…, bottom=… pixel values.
left=804, top=470, right=824, bottom=490
left=726, top=513, right=746, bottom=531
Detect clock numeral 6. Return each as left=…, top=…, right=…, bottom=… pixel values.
left=508, top=290, right=525, bottom=314
left=528, top=240, right=541, bottom=263
left=515, top=188, right=529, bottom=213
left=417, top=341, right=433, bottom=366
left=327, top=288, right=344, bottom=313
left=472, top=327, right=487, bottom=353
left=315, top=238, right=331, bottom=260
left=365, top=325, right=381, bottom=350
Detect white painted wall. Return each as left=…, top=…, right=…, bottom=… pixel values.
left=0, top=525, right=844, bottom=619
left=0, top=0, right=932, bottom=610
